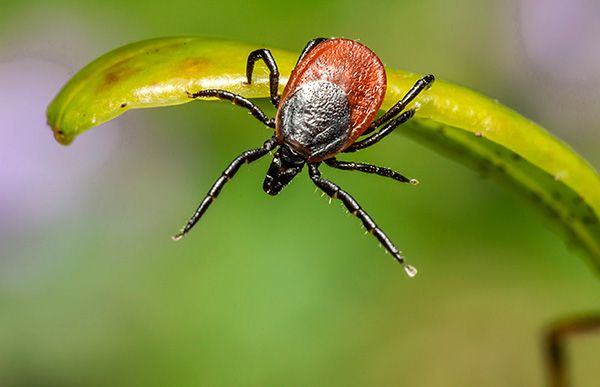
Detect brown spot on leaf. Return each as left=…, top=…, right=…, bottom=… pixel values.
left=97, top=57, right=143, bottom=92
left=177, top=57, right=212, bottom=75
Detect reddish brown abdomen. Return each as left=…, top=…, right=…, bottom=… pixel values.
left=276, top=38, right=387, bottom=158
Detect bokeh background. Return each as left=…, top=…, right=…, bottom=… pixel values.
left=2, top=0, right=600, bottom=386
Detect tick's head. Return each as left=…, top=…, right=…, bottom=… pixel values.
left=263, top=144, right=304, bottom=196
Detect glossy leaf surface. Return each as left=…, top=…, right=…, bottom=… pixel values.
left=47, top=36, right=600, bottom=273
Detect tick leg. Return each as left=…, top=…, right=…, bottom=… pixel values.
left=362, top=74, right=435, bottom=136
left=296, top=38, right=328, bottom=65
left=332, top=73, right=432, bottom=152
left=308, top=163, right=417, bottom=277
left=324, top=158, right=418, bottom=185
left=343, top=109, right=416, bottom=153
left=371, top=74, right=435, bottom=131
left=186, top=90, right=275, bottom=128
left=173, top=136, right=279, bottom=240
left=246, top=48, right=280, bottom=108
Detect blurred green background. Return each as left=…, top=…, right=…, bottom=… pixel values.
left=2, top=0, right=600, bottom=386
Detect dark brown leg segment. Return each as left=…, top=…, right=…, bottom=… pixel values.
left=324, top=158, right=418, bottom=185
left=173, top=136, right=279, bottom=240
left=308, top=163, right=417, bottom=277
left=187, top=89, right=275, bottom=128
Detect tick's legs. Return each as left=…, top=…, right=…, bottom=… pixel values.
left=343, top=109, right=416, bottom=153
left=173, top=136, right=279, bottom=240
left=308, top=163, right=417, bottom=277
left=360, top=74, right=435, bottom=137
left=324, top=158, right=418, bottom=185
left=369, top=74, right=435, bottom=134
left=296, top=38, right=328, bottom=65
left=246, top=48, right=280, bottom=108
left=186, top=90, right=275, bottom=129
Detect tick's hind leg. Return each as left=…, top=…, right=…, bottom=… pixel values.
left=186, top=89, right=275, bottom=128
left=324, top=158, right=418, bottom=185
left=343, top=108, right=416, bottom=153
left=370, top=74, right=435, bottom=129
left=173, top=136, right=279, bottom=240
left=357, top=73, right=434, bottom=138
left=308, top=163, right=417, bottom=277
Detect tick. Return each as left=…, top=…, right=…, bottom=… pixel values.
left=173, top=38, right=434, bottom=277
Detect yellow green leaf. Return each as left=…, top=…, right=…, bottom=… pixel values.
left=47, top=36, right=600, bottom=273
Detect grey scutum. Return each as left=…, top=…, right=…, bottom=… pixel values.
left=278, top=80, right=352, bottom=161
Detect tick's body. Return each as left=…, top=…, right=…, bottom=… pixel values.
left=277, top=39, right=386, bottom=161
left=174, top=38, right=434, bottom=276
